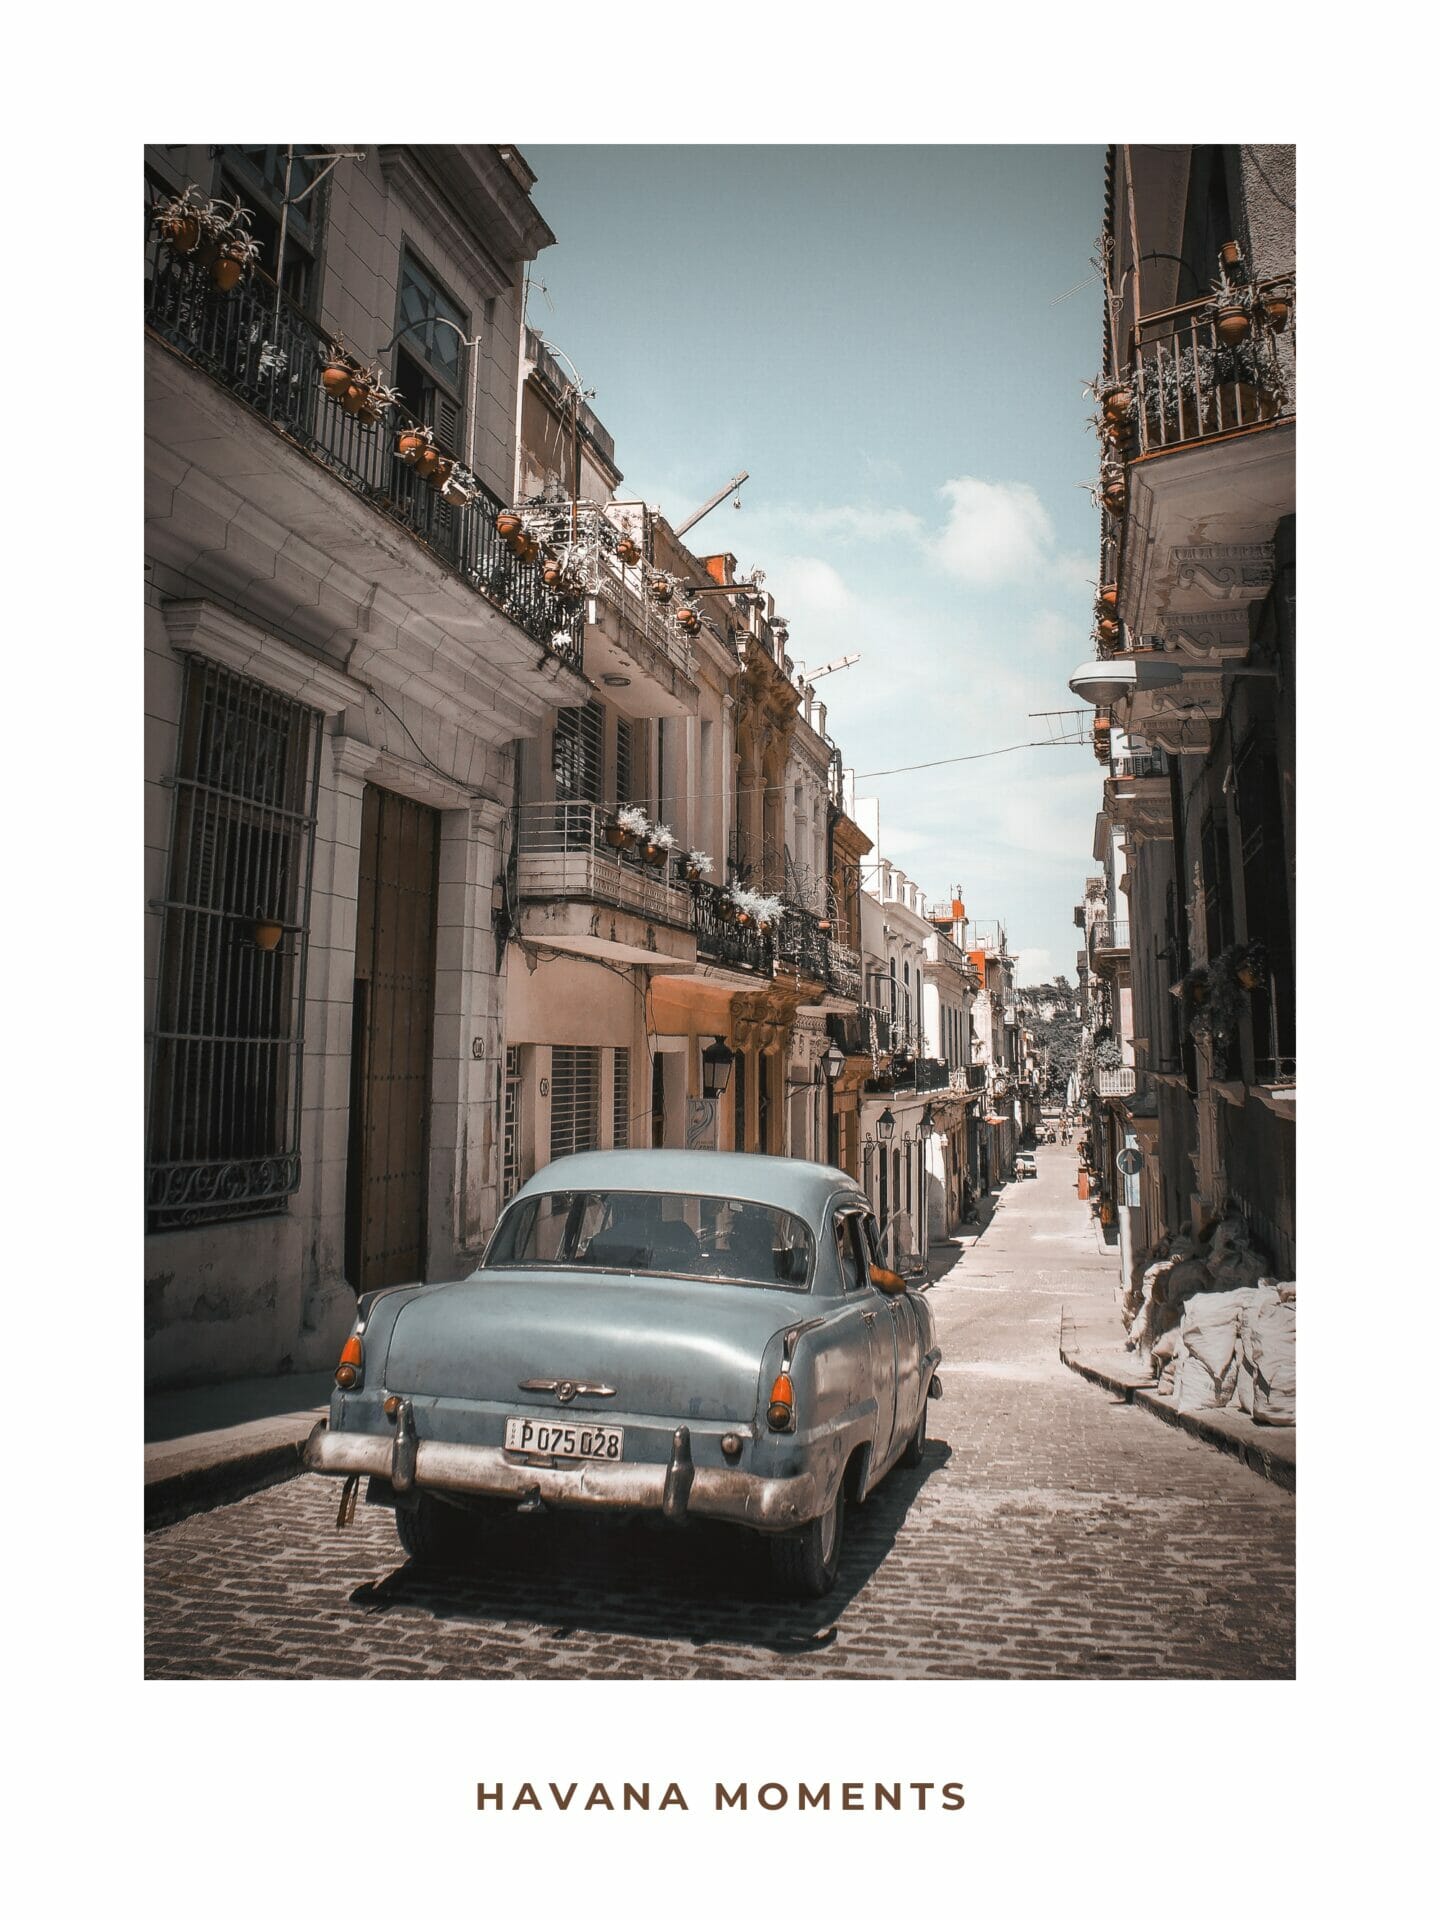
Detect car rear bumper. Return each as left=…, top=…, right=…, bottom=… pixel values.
left=303, top=1416, right=823, bottom=1532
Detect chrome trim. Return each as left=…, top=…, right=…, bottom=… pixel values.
left=517, top=1378, right=618, bottom=1402
left=304, top=1421, right=821, bottom=1532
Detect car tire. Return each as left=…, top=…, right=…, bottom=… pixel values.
left=769, top=1483, right=846, bottom=1598
left=899, top=1401, right=928, bottom=1469
left=394, top=1493, right=474, bottom=1566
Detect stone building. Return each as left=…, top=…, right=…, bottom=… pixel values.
left=144, top=144, right=590, bottom=1385
left=1068, top=142, right=1296, bottom=1281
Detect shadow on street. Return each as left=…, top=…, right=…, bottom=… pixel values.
left=346, top=1441, right=952, bottom=1655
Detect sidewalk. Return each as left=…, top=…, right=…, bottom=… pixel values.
left=144, top=1371, right=331, bottom=1531
left=1059, top=1296, right=1296, bottom=1492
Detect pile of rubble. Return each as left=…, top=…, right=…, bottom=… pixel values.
left=1123, top=1215, right=1295, bottom=1428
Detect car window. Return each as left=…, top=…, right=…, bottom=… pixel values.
left=834, top=1211, right=865, bottom=1290
left=484, top=1190, right=815, bottom=1288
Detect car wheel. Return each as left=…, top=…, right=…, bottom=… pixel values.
left=394, top=1493, right=475, bottom=1566
left=899, top=1401, right=928, bottom=1469
left=769, top=1483, right=846, bottom=1598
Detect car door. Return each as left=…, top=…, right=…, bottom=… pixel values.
left=843, top=1209, right=900, bottom=1477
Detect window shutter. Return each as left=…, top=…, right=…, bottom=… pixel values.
left=612, top=1048, right=630, bottom=1149
left=550, top=1046, right=600, bottom=1161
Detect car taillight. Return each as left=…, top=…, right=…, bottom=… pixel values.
left=334, top=1334, right=363, bottom=1390
left=766, top=1373, right=795, bottom=1432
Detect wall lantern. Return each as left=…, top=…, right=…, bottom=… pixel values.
left=701, top=1037, right=735, bottom=1099
left=876, top=1107, right=896, bottom=1142
left=918, top=1105, right=936, bottom=1142
left=822, top=1040, right=846, bottom=1084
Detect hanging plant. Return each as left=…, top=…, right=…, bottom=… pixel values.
left=681, top=848, right=715, bottom=883
left=613, top=804, right=651, bottom=849
left=440, top=463, right=481, bottom=510
left=615, top=535, right=641, bottom=565
left=396, top=423, right=434, bottom=465
left=152, top=184, right=218, bottom=257
left=675, top=606, right=700, bottom=634
left=641, top=822, right=678, bottom=867
left=1235, top=939, right=1269, bottom=993
left=649, top=575, right=674, bottom=604
left=1083, top=371, right=1136, bottom=429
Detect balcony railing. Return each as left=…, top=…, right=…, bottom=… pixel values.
left=691, top=880, right=774, bottom=977
left=776, top=904, right=861, bottom=998
left=1091, top=918, right=1131, bottom=953
left=144, top=229, right=584, bottom=665
left=1112, top=751, right=1168, bottom=780
left=515, top=803, right=693, bottom=930
left=1130, top=283, right=1294, bottom=458
left=1094, top=1067, right=1137, bottom=1098
left=825, top=938, right=862, bottom=1001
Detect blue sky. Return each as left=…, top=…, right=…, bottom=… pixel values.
left=525, top=145, right=1107, bottom=985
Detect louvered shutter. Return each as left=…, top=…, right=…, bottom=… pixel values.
left=612, top=1048, right=630, bottom=1149
left=550, top=1047, right=600, bottom=1162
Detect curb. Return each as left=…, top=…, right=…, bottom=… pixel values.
left=1060, top=1346, right=1296, bottom=1493
left=144, top=1433, right=313, bottom=1532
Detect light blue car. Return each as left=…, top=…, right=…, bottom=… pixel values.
left=305, top=1149, right=942, bottom=1596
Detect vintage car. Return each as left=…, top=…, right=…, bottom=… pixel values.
left=1015, top=1151, right=1037, bottom=1179
left=305, top=1149, right=942, bottom=1596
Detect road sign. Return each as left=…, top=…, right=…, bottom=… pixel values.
left=1116, top=1146, right=1143, bottom=1177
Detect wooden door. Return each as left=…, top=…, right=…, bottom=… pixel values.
left=345, top=786, right=440, bottom=1293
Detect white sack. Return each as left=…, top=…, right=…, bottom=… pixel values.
left=1242, top=1296, right=1297, bottom=1426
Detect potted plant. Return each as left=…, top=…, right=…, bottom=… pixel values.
left=1212, top=277, right=1251, bottom=346
left=1097, top=584, right=1119, bottom=614
left=440, top=463, right=480, bottom=510
left=253, top=915, right=284, bottom=952
left=641, top=822, right=677, bottom=867
left=681, top=848, right=715, bottom=884
left=1209, top=338, right=1286, bottom=428
left=396, top=423, right=434, bottom=465
left=496, top=510, right=524, bottom=542
left=649, top=575, right=674, bottom=604
left=1084, top=372, right=1135, bottom=429
left=1142, top=345, right=1212, bottom=441
left=1236, top=939, right=1268, bottom=992
left=152, top=185, right=214, bottom=257
left=615, top=535, right=641, bottom=565
left=612, top=804, right=650, bottom=851
left=676, top=606, right=700, bottom=634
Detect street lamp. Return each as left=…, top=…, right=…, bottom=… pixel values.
left=918, top=1104, right=936, bottom=1142
left=876, top=1107, right=896, bottom=1143
left=701, top=1037, right=735, bottom=1100
left=821, top=1038, right=845, bottom=1172
left=821, top=1041, right=845, bottom=1084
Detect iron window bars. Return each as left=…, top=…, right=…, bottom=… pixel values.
left=146, top=658, right=322, bottom=1231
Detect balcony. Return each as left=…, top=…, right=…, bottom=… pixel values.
left=775, top=905, right=862, bottom=1000
left=144, top=228, right=583, bottom=667
left=1094, top=1067, right=1137, bottom=1098
left=515, top=499, right=698, bottom=718
left=1091, top=918, right=1130, bottom=955
left=515, top=803, right=697, bottom=967
left=690, top=880, right=774, bottom=979
left=1113, top=283, right=1295, bottom=657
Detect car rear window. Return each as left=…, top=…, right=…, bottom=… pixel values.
left=483, top=1190, right=814, bottom=1288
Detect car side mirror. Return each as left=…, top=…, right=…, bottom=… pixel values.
left=870, top=1264, right=907, bottom=1296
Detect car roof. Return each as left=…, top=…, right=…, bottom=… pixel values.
left=517, top=1149, right=866, bottom=1214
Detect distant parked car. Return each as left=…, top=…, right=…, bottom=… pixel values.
left=1015, top=1151, right=1038, bottom=1179
left=305, top=1150, right=943, bottom=1597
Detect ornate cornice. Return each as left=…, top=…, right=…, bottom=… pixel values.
left=1172, top=542, right=1274, bottom=601
left=162, top=599, right=360, bottom=714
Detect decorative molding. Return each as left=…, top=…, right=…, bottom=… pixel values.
left=1171, top=543, right=1275, bottom=601
left=377, top=148, right=513, bottom=300
left=162, top=600, right=360, bottom=715
left=1159, top=607, right=1252, bottom=659
left=330, top=730, right=477, bottom=809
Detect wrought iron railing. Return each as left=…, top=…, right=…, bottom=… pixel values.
left=1113, top=751, right=1168, bottom=780
left=1091, top=918, right=1131, bottom=952
left=777, top=904, right=828, bottom=981
left=1130, top=282, right=1294, bottom=457
left=691, top=880, right=774, bottom=976
left=825, top=937, right=862, bottom=1000
left=515, top=803, right=694, bottom=930
left=144, top=228, right=584, bottom=665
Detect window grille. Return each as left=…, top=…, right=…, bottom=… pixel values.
left=550, top=1046, right=600, bottom=1162
left=615, top=718, right=634, bottom=807
left=503, top=1045, right=521, bottom=1201
left=146, top=657, right=322, bottom=1230
left=553, top=703, right=603, bottom=804
left=612, top=1047, right=630, bottom=1149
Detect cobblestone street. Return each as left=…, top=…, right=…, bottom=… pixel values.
left=144, top=1142, right=1295, bottom=1679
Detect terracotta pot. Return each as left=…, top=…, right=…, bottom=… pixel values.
left=196, top=238, right=220, bottom=270
left=650, top=578, right=673, bottom=603
left=1096, top=616, right=1120, bottom=642
left=515, top=533, right=539, bottom=563
left=676, top=609, right=700, bottom=633
left=642, top=843, right=669, bottom=867
left=1101, top=483, right=1126, bottom=514
left=1102, top=388, right=1133, bottom=424
left=254, top=918, right=284, bottom=953
left=164, top=212, right=201, bottom=255
left=211, top=255, right=244, bottom=293
left=397, top=430, right=429, bottom=461
left=1220, top=241, right=1243, bottom=270
left=603, top=821, right=628, bottom=848
left=341, top=382, right=369, bottom=414
left=495, top=511, right=523, bottom=540
left=542, top=561, right=565, bottom=587
left=1098, top=585, right=1118, bottom=613
left=616, top=537, right=640, bottom=565
left=1215, top=305, right=1249, bottom=346
left=321, top=364, right=352, bottom=398
left=736, top=910, right=753, bottom=926
left=1237, top=966, right=1260, bottom=991
left=432, top=458, right=454, bottom=489
left=1263, top=297, right=1290, bottom=331
left=415, top=447, right=441, bottom=479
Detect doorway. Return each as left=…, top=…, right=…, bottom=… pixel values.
left=345, top=785, right=441, bottom=1293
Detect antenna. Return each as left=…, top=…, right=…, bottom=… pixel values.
left=675, top=472, right=749, bottom=538
left=795, top=653, right=861, bottom=684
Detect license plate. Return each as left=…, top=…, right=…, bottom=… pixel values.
left=504, top=1416, right=624, bottom=1462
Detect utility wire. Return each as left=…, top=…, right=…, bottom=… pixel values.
left=854, top=738, right=1077, bottom=780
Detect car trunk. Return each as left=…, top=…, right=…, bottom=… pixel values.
left=382, top=1270, right=807, bottom=1424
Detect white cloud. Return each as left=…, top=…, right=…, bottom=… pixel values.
left=1015, top=948, right=1056, bottom=987
left=932, top=477, right=1057, bottom=587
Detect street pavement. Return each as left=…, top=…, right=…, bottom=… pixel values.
left=144, top=1140, right=1295, bottom=1679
